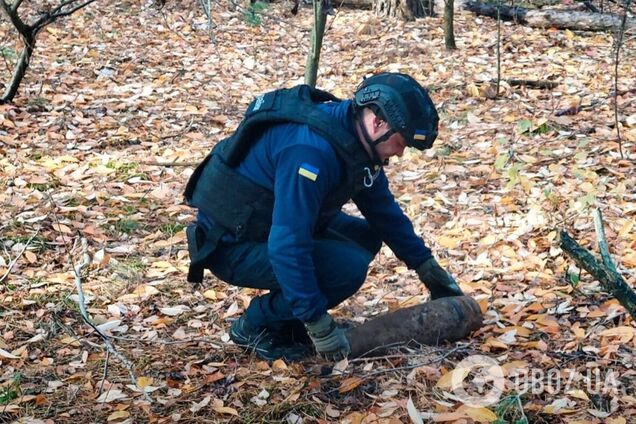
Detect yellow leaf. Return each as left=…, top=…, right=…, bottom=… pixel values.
left=213, top=406, right=239, bottom=416
left=59, top=336, right=81, bottom=347
left=478, top=298, right=489, bottom=314
left=479, top=235, right=497, bottom=247
left=137, top=376, right=152, bottom=389
left=437, top=236, right=460, bottom=249
left=151, top=261, right=174, bottom=268
left=134, top=285, right=160, bottom=297
left=623, top=251, right=636, bottom=267
left=466, top=84, right=480, bottom=97
left=599, top=326, right=635, bottom=338
left=435, top=367, right=469, bottom=389
left=484, top=337, right=509, bottom=350
left=107, top=411, right=130, bottom=421
left=618, top=220, right=634, bottom=238
left=501, top=360, right=528, bottom=374
left=465, top=407, right=498, bottom=422
left=272, top=359, right=287, bottom=370
left=339, top=377, right=364, bottom=394
left=566, top=389, right=589, bottom=401
left=565, top=29, right=574, bottom=39
left=572, top=323, right=585, bottom=339
left=203, top=289, right=217, bottom=300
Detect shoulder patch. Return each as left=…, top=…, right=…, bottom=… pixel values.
left=298, top=163, right=320, bottom=182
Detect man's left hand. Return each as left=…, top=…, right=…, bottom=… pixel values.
left=416, top=258, right=464, bottom=300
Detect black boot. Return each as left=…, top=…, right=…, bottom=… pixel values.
left=229, top=315, right=314, bottom=362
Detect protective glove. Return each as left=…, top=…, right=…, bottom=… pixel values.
left=416, top=258, right=464, bottom=300
left=304, top=313, right=351, bottom=361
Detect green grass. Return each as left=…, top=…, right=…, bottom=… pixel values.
left=493, top=394, right=528, bottom=424
left=159, top=223, right=185, bottom=237
left=9, top=234, right=49, bottom=253
left=243, top=1, right=268, bottom=26
left=27, top=178, right=61, bottom=191
left=115, top=219, right=141, bottom=235
left=0, top=373, right=22, bottom=405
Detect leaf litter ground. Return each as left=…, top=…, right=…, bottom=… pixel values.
left=0, top=0, right=635, bottom=422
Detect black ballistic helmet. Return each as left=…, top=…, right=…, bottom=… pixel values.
left=354, top=72, right=439, bottom=150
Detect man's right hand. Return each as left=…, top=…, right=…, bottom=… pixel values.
left=304, top=313, right=351, bottom=361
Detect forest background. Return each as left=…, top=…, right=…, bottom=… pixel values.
left=0, top=0, right=635, bottom=422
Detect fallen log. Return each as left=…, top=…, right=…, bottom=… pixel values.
left=346, top=296, right=483, bottom=358
left=464, top=0, right=635, bottom=31
left=560, top=230, right=636, bottom=319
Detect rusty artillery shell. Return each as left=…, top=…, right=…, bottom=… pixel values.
left=346, top=296, right=483, bottom=358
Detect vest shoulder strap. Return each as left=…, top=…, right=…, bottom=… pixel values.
left=223, top=85, right=360, bottom=166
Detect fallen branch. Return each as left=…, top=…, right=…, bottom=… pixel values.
left=71, top=237, right=152, bottom=402
left=560, top=229, right=636, bottom=319
left=501, top=79, right=560, bottom=89
left=464, top=0, right=636, bottom=31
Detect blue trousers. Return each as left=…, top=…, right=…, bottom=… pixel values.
left=204, top=213, right=382, bottom=332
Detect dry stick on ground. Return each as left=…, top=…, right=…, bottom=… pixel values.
left=501, top=79, right=560, bottom=89
left=71, top=237, right=152, bottom=402
left=560, top=219, right=636, bottom=320
left=0, top=226, right=40, bottom=284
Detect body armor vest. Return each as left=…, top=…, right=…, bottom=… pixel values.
left=183, top=85, right=376, bottom=282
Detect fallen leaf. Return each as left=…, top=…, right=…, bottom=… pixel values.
left=406, top=396, right=424, bottom=424
left=0, top=348, right=19, bottom=359
left=339, top=376, right=363, bottom=394
left=464, top=407, right=498, bottom=422
left=107, top=410, right=130, bottom=421
left=96, top=389, right=128, bottom=403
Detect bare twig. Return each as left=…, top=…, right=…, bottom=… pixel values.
left=99, top=349, right=110, bottom=394
left=0, top=226, right=40, bottom=284
left=33, top=0, right=99, bottom=32
left=71, top=237, right=152, bottom=402
left=594, top=208, right=619, bottom=274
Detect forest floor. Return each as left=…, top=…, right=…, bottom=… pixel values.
left=1, top=0, right=635, bottom=422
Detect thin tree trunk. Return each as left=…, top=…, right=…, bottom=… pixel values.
left=444, top=0, right=456, bottom=50
left=1, top=32, right=34, bottom=103
left=375, top=0, right=433, bottom=20
left=304, top=0, right=327, bottom=88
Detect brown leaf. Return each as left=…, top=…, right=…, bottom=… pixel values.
left=338, top=376, right=363, bottom=394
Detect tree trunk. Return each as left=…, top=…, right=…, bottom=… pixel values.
left=1, top=31, right=35, bottom=104
left=444, top=0, right=456, bottom=49
left=464, top=0, right=635, bottom=31
left=304, top=0, right=328, bottom=87
left=375, top=0, right=434, bottom=20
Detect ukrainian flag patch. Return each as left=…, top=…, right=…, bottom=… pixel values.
left=414, top=130, right=428, bottom=141
left=298, top=163, right=319, bottom=181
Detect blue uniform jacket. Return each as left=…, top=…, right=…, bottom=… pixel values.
left=200, top=100, right=432, bottom=322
